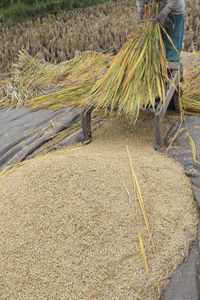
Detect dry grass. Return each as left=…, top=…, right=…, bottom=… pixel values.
left=181, top=52, right=200, bottom=114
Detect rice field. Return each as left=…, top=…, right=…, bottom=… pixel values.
left=0, top=0, right=199, bottom=73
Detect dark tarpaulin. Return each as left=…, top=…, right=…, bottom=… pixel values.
left=0, top=106, right=85, bottom=172
left=161, top=115, right=200, bottom=300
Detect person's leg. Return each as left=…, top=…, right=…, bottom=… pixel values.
left=163, top=13, right=185, bottom=62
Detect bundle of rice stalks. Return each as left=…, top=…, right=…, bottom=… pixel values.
left=29, top=2, right=168, bottom=118
left=86, top=2, right=168, bottom=121
left=29, top=84, right=92, bottom=110
left=0, top=50, right=112, bottom=108
left=182, top=62, right=200, bottom=114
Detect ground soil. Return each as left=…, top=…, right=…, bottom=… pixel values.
left=0, top=112, right=198, bottom=300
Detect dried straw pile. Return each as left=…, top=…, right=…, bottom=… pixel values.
left=181, top=52, right=200, bottom=114
left=0, top=50, right=112, bottom=108
left=0, top=114, right=198, bottom=300
left=1, top=29, right=200, bottom=117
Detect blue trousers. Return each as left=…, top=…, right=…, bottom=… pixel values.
left=163, top=13, right=185, bottom=62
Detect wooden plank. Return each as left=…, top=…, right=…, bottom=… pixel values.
left=173, top=89, right=181, bottom=113
left=154, top=67, right=181, bottom=150
left=82, top=107, right=93, bottom=142
left=155, top=112, right=164, bottom=150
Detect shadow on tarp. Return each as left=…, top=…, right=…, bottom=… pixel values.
left=161, top=115, right=200, bottom=300
left=0, top=106, right=89, bottom=173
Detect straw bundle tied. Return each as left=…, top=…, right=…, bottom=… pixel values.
left=86, top=2, right=168, bottom=121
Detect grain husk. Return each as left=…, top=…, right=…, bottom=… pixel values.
left=0, top=113, right=198, bottom=299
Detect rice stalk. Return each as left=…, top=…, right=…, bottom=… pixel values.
left=126, top=145, right=149, bottom=272
left=28, top=84, right=92, bottom=110
left=187, top=131, right=197, bottom=163
left=184, top=116, right=200, bottom=165
left=0, top=50, right=112, bottom=108
left=86, top=2, right=167, bottom=121
left=166, top=121, right=183, bottom=153
left=126, top=145, right=150, bottom=236
left=138, top=232, right=149, bottom=272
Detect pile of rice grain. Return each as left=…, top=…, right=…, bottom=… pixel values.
left=0, top=113, right=198, bottom=299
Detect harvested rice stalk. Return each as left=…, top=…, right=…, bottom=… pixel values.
left=187, top=130, right=198, bottom=163
left=29, top=84, right=92, bottom=110
left=182, top=91, right=200, bottom=114
left=0, top=50, right=112, bottom=108
left=126, top=145, right=149, bottom=272
left=182, top=64, right=200, bottom=114
left=126, top=145, right=150, bottom=236
left=138, top=232, right=149, bottom=272
left=86, top=3, right=167, bottom=121
left=183, top=116, right=200, bottom=165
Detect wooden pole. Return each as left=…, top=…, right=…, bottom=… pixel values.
left=82, top=107, right=93, bottom=142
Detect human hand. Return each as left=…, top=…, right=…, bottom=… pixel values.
left=137, top=11, right=143, bottom=25
left=155, top=12, right=167, bottom=25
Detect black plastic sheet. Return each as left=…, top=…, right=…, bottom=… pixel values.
left=0, top=107, right=84, bottom=172
left=161, top=115, right=200, bottom=300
